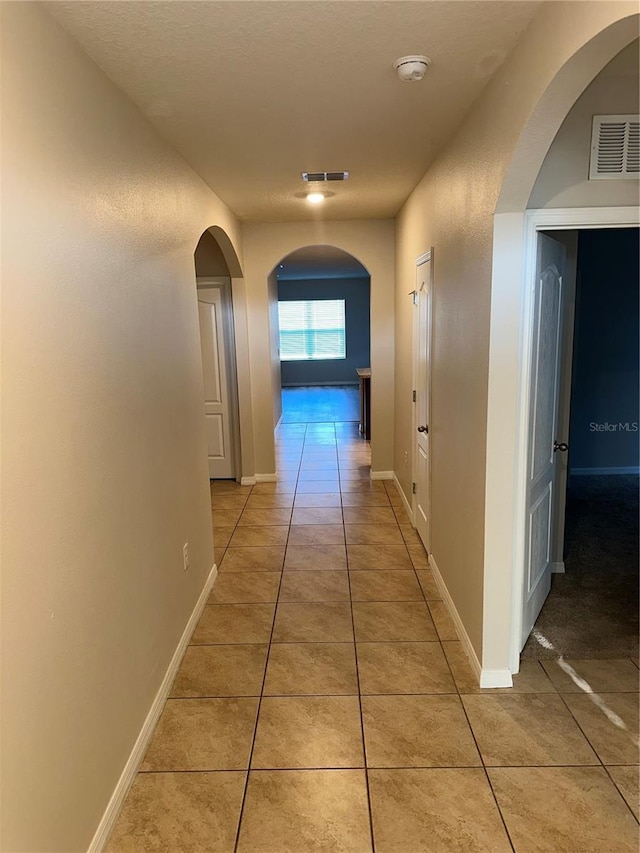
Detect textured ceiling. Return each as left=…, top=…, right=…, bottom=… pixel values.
left=47, top=0, right=542, bottom=222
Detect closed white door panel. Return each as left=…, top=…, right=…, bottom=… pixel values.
left=198, top=289, right=234, bottom=479
left=204, top=413, right=226, bottom=460
left=414, top=258, right=432, bottom=553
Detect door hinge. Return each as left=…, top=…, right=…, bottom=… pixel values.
left=412, top=390, right=416, bottom=402
left=412, top=482, right=417, bottom=494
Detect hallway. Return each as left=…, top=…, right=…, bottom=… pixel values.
left=104, top=421, right=639, bottom=852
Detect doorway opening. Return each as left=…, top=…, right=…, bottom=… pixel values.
left=521, top=226, right=639, bottom=662
left=194, top=229, right=242, bottom=481
left=271, top=246, right=370, bottom=429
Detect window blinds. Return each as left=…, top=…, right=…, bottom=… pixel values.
left=278, top=299, right=346, bottom=361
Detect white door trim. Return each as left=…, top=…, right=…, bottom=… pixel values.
left=412, top=250, right=432, bottom=531
left=508, top=206, right=639, bottom=671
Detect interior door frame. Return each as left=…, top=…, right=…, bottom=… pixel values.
left=412, top=250, right=433, bottom=545
left=196, top=276, right=242, bottom=482
left=509, top=207, right=639, bottom=672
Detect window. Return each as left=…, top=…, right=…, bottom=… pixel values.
left=278, top=299, right=346, bottom=361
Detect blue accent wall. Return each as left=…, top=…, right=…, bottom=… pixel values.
left=569, top=228, right=639, bottom=472
left=277, top=277, right=370, bottom=386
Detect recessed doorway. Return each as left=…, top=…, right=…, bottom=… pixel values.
left=272, top=245, right=370, bottom=429
left=194, top=229, right=242, bottom=481
left=520, top=225, right=639, bottom=661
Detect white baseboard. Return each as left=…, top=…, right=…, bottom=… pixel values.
left=255, top=473, right=277, bottom=483
left=428, top=554, right=481, bottom=680
left=571, top=466, right=639, bottom=476
left=428, top=554, right=512, bottom=689
left=370, top=470, right=393, bottom=480
left=551, top=561, right=565, bottom=574
left=88, top=563, right=218, bottom=853
left=479, top=668, right=514, bottom=689
left=392, top=473, right=414, bottom=522
left=240, top=476, right=257, bottom=486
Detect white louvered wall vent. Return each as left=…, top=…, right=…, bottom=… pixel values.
left=589, top=115, right=639, bottom=180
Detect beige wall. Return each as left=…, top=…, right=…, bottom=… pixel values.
left=394, top=1, right=639, bottom=662
left=241, top=221, right=395, bottom=475
left=529, top=40, right=640, bottom=209
left=1, top=5, right=242, bottom=851
left=230, top=276, right=256, bottom=481
left=394, top=163, right=492, bottom=656
left=268, top=272, right=283, bottom=430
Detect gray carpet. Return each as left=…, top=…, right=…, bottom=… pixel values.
left=522, top=474, right=639, bottom=660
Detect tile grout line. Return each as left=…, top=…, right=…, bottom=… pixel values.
left=188, top=638, right=449, bottom=646
left=344, top=440, right=377, bottom=853
left=133, top=760, right=635, bottom=774
left=210, top=484, right=250, bottom=565
left=553, top=686, right=640, bottom=818
left=162, top=691, right=506, bottom=700
left=232, top=420, right=367, bottom=850
left=417, top=556, right=519, bottom=853
left=231, top=427, right=302, bottom=853
left=443, top=631, right=517, bottom=852
left=601, top=764, right=640, bottom=825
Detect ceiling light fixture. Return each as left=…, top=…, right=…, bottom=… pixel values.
left=306, top=192, right=325, bottom=204
left=393, top=55, right=431, bottom=82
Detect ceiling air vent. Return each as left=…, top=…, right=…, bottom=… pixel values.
left=302, top=171, right=349, bottom=182
left=589, top=115, right=639, bottom=180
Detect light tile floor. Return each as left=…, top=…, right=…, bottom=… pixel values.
left=106, top=421, right=639, bottom=852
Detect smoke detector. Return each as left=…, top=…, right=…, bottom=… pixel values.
left=393, top=55, right=431, bottom=82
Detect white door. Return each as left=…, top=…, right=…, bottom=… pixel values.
left=521, top=233, right=566, bottom=647
left=198, top=287, right=234, bottom=479
left=550, top=232, right=578, bottom=573
left=413, top=256, right=432, bottom=552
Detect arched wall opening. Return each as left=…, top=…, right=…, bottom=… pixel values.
left=195, top=225, right=244, bottom=277
left=193, top=227, right=255, bottom=485
left=270, top=245, right=371, bottom=431
left=483, top=13, right=640, bottom=681
left=495, top=18, right=640, bottom=215
left=241, top=220, right=395, bottom=480
left=194, top=229, right=233, bottom=277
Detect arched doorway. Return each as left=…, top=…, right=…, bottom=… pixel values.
left=482, top=18, right=640, bottom=679
left=240, top=220, right=395, bottom=483
left=271, top=246, right=371, bottom=431
left=194, top=228, right=244, bottom=481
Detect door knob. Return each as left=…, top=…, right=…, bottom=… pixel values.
left=417, top=425, right=428, bottom=433
left=553, top=441, right=568, bottom=452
